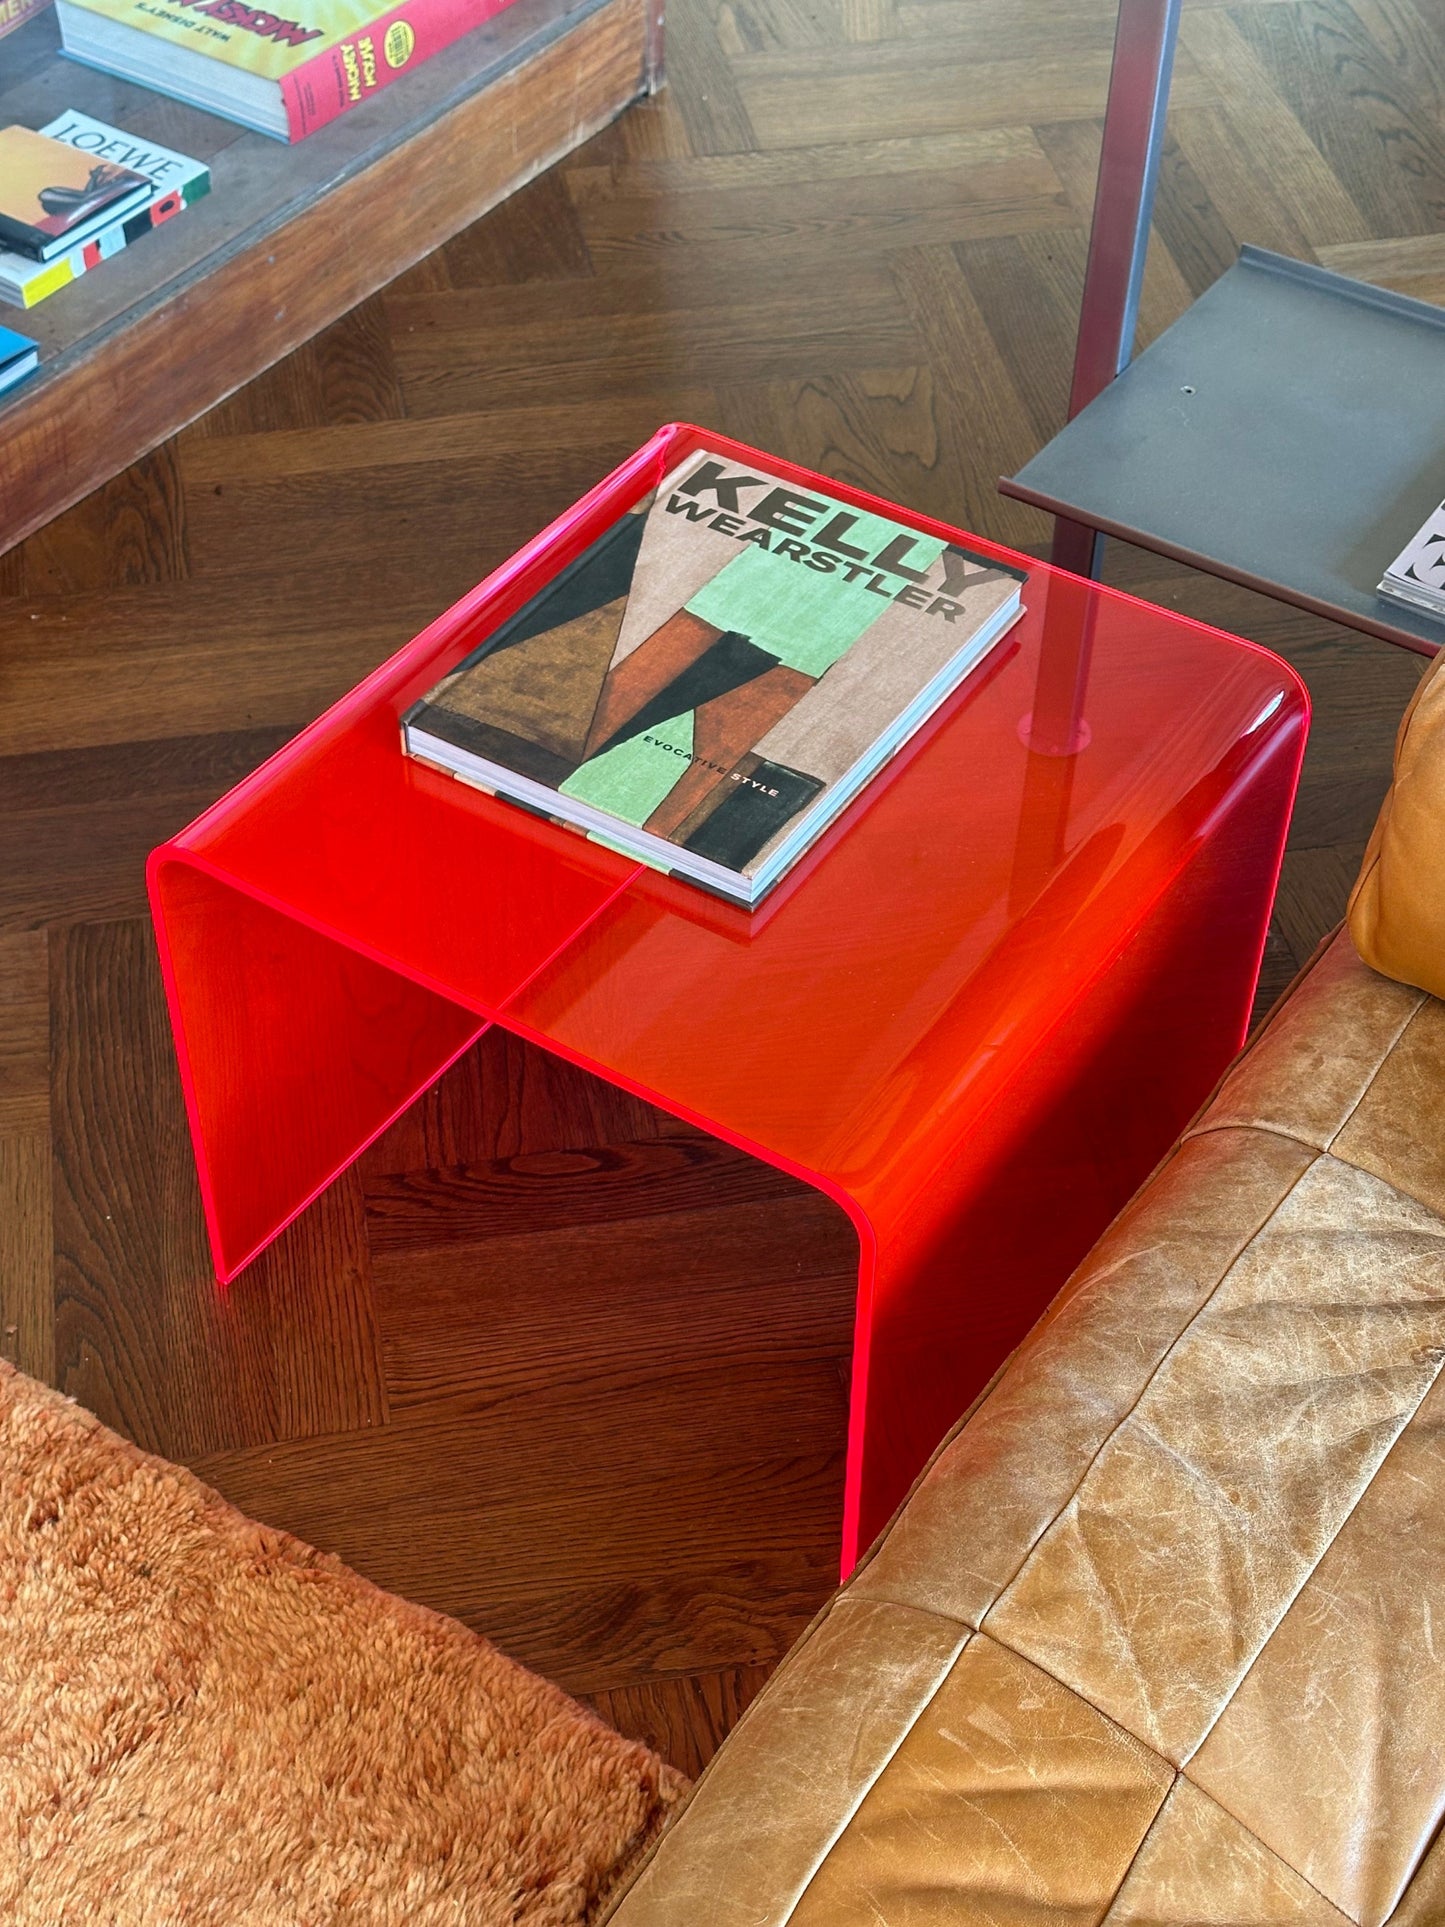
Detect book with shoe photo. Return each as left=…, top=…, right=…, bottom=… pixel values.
left=0, top=125, right=152, bottom=261
left=0, top=112, right=212, bottom=310
left=403, top=444, right=1026, bottom=907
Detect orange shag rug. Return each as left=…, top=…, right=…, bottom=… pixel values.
left=0, top=1362, right=686, bottom=1924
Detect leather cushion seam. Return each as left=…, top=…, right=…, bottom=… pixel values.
left=1173, top=1769, right=1361, bottom=1924
left=1325, top=994, right=1431, bottom=1154
left=1177, top=1258, right=1445, bottom=1772
left=777, top=1623, right=972, bottom=1925
left=1185, top=982, right=1427, bottom=1154
left=973, top=1142, right=1320, bottom=1635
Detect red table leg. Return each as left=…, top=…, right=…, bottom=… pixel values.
left=148, top=856, right=486, bottom=1282
left=837, top=711, right=1300, bottom=1568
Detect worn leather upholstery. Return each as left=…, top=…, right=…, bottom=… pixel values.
left=609, top=929, right=1445, bottom=1927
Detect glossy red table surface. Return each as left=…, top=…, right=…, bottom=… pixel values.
left=149, top=424, right=1308, bottom=1571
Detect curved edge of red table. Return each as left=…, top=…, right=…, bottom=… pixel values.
left=147, top=424, right=1309, bottom=1575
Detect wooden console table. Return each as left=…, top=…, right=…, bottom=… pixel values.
left=0, top=0, right=660, bottom=555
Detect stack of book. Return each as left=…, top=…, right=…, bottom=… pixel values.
left=55, top=0, right=521, bottom=142
left=403, top=445, right=1027, bottom=908
left=0, top=115, right=211, bottom=310
left=0, top=123, right=151, bottom=259
left=1379, top=502, right=1445, bottom=625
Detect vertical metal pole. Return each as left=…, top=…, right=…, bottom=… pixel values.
left=1025, top=0, right=1182, bottom=770
left=1050, top=0, right=1182, bottom=580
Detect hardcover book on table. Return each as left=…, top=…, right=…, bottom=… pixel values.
left=403, top=446, right=1026, bottom=906
left=55, top=0, right=523, bottom=142
left=1379, top=500, right=1445, bottom=624
left=0, top=126, right=152, bottom=262
left=0, top=113, right=211, bottom=310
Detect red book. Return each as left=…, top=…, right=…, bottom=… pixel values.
left=281, top=0, right=521, bottom=138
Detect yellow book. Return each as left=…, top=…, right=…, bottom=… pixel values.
left=64, top=0, right=396, bottom=77
left=55, top=0, right=514, bottom=140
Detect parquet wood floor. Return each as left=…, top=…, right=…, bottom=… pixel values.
left=0, top=0, right=1437, bottom=1781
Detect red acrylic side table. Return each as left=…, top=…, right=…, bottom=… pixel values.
left=148, top=424, right=1308, bottom=1575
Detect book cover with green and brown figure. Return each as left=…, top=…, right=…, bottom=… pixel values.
left=403, top=447, right=1025, bottom=903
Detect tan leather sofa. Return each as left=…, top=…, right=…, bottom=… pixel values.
left=608, top=651, right=1445, bottom=1927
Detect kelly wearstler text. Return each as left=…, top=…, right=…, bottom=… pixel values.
left=666, top=461, right=984, bottom=622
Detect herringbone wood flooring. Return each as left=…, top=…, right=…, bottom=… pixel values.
left=1, top=0, right=1439, bottom=1777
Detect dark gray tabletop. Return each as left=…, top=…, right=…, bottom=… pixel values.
left=1002, top=246, right=1445, bottom=655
